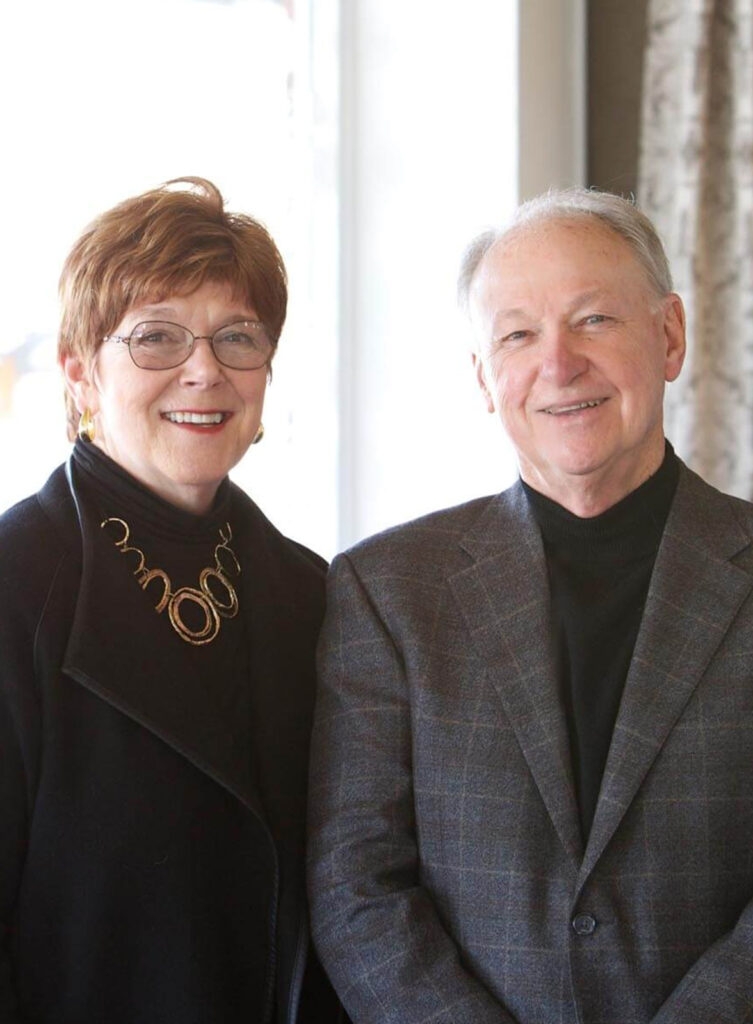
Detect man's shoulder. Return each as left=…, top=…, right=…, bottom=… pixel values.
left=673, top=461, right=753, bottom=545
left=340, top=482, right=527, bottom=577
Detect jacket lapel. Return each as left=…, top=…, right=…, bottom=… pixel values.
left=46, top=460, right=270, bottom=822
left=578, top=466, right=753, bottom=887
left=449, top=483, right=583, bottom=868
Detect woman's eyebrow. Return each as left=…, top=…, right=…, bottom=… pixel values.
left=127, top=304, right=179, bottom=319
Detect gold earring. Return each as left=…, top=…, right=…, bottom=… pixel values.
left=252, top=423, right=264, bottom=445
left=78, top=408, right=95, bottom=442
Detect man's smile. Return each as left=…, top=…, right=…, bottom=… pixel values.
left=540, top=398, right=607, bottom=415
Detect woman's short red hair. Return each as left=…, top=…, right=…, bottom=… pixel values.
left=58, top=177, right=287, bottom=439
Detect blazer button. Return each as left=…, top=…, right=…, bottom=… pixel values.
left=572, top=913, right=597, bottom=936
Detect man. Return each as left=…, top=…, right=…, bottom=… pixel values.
left=308, top=189, right=753, bottom=1023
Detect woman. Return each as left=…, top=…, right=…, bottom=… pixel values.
left=0, top=178, right=339, bottom=1023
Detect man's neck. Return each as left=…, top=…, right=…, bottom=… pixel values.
left=519, top=445, right=668, bottom=519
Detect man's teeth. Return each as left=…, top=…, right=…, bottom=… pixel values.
left=546, top=400, right=603, bottom=414
left=164, top=411, right=224, bottom=424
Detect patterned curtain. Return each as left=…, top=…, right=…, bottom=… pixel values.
left=639, top=0, right=753, bottom=497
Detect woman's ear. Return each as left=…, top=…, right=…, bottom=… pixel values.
left=62, top=354, right=97, bottom=416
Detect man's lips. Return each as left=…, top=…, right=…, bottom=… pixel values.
left=160, top=411, right=230, bottom=425
left=540, top=398, right=607, bottom=415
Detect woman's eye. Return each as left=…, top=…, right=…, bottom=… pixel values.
left=218, top=329, right=265, bottom=351
left=132, top=325, right=183, bottom=346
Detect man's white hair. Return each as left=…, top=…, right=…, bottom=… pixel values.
left=457, top=187, right=674, bottom=315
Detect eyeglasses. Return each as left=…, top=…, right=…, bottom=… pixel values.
left=103, top=320, right=274, bottom=371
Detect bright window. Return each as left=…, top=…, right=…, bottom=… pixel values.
left=0, top=0, right=338, bottom=553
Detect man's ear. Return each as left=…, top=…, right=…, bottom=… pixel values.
left=61, top=354, right=97, bottom=416
left=471, top=351, right=495, bottom=414
left=662, top=293, right=686, bottom=383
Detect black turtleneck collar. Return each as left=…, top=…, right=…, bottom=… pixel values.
left=521, top=440, right=680, bottom=840
left=72, top=437, right=232, bottom=545
left=521, top=441, right=680, bottom=563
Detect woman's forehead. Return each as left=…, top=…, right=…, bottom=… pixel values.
left=121, top=281, right=254, bottom=320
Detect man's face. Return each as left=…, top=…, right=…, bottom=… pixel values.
left=469, top=217, right=686, bottom=512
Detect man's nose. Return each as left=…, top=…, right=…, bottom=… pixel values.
left=538, top=326, right=589, bottom=387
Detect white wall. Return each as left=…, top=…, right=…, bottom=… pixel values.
left=337, top=0, right=586, bottom=549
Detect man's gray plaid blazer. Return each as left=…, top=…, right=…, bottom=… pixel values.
left=308, top=462, right=753, bottom=1024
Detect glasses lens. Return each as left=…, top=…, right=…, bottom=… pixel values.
left=213, top=321, right=272, bottom=369
left=129, top=322, right=191, bottom=369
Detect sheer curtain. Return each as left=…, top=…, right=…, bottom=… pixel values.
left=639, top=0, right=753, bottom=497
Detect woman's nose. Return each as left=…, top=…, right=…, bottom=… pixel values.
left=179, top=336, right=224, bottom=383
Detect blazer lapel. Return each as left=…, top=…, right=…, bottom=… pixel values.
left=579, top=466, right=753, bottom=886
left=450, top=483, right=583, bottom=868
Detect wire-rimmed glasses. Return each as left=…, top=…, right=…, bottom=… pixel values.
left=103, top=320, right=273, bottom=370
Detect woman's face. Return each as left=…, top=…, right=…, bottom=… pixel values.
left=64, top=281, right=269, bottom=514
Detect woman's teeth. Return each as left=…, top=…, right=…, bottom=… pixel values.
left=163, top=411, right=225, bottom=424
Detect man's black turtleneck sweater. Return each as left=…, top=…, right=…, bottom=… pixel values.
left=522, top=443, right=679, bottom=840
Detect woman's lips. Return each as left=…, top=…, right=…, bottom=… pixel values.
left=161, top=411, right=229, bottom=425
left=159, top=411, right=233, bottom=434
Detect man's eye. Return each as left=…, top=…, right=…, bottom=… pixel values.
left=582, top=314, right=609, bottom=326
left=502, top=329, right=531, bottom=343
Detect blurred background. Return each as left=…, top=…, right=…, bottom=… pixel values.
left=1, top=0, right=749, bottom=557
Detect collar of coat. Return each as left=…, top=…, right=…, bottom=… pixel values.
left=36, top=459, right=326, bottom=830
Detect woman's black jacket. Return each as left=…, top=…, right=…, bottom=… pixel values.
left=0, top=462, right=340, bottom=1023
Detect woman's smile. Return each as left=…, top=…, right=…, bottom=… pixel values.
left=160, top=409, right=232, bottom=427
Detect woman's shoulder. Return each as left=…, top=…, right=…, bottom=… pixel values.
left=229, top=483, right=328, bottom=578
left=0, top=464, right=72, bottom=536
left=0, top=465, right=78, bottom=600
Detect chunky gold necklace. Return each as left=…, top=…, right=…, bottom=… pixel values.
left=101, top=517, right=241, bottom=646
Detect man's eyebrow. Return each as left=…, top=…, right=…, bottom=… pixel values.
left=494, top=306, right=529, bottom=321
left=569, top=288, right=635, bottom=315
left=488, top=288, right=623, bottom=333
left=566, top=288, right=620, bottom=312
left=491, top=307, right=531, bottom=332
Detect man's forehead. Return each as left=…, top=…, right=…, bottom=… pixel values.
left=471, top=216, right=646, bottom=305
left=488, top=215, right=628, bottom=264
